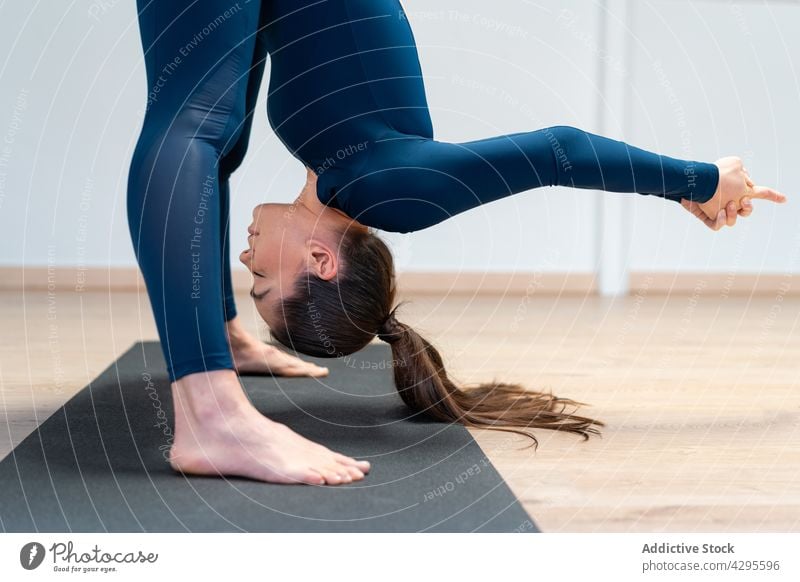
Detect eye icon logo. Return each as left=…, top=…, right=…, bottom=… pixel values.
left=20, top=542, right=46, bottom=570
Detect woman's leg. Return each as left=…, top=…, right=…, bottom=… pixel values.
left=128, top=0, right=368, bottom=484
left=128, top=0, right=263, bottom=380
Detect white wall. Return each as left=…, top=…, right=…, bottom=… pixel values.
left=624, top=0, right=800, bottom=274
left=0, top=0, right=797, bottom=278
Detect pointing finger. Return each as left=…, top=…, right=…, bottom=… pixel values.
left=751, top=185, right=787, bottom=203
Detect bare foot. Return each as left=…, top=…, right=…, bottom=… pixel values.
left=168, top=369, right=369, bottom=485
left=226, top=316, right=329, bottom=377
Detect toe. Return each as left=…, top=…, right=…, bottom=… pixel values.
left=331, top=463, right=353, bottom=483
left=333, top=452, right=357, bottom=464
left=344, top=465, right=365, bottom=481
left=300, top=470, right=326, bottom=486
left=320, top=469, right=343, bottom=485
left=334, top=453, right=371, bottom=473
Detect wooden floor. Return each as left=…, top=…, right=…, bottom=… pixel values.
left=1, top=287, right=798, bottom=532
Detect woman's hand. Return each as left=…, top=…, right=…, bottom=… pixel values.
left=681, top=196, right=752, bottom=231
left=681, top=156, right=787, bottom=231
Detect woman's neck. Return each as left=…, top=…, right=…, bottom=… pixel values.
left=297, top=167, right=368, bottom=232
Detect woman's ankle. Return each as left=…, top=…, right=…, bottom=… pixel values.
left=172, top=368, right=251, bottom=423
left=225, top=316, right=259, bottom=351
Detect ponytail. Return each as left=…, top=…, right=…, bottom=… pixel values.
left=377, top=308, right=604, bottom=449
left=271, top=226, right=604, bottom=449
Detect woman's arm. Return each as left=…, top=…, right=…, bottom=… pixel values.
left=335, top=125, right=730, bottom=233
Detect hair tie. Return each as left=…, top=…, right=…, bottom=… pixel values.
left=377, top=311, right=401, bottom=344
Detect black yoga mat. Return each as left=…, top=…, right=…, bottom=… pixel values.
left=0, top=341, right=537, bottom=532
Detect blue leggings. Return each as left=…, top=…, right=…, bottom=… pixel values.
left=127, top=0, right=269, bottom=381
left=128, top=0, right=720, bottom=381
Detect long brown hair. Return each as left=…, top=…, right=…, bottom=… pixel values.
left=270, top=228, right=604, bottom=448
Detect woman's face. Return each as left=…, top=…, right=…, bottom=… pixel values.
left=239, top=202, right=308, bottom=327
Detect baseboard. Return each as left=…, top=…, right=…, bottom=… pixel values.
left=0, top=266, right=795, bottom=296
left=628, top=272, right=795, bottom=296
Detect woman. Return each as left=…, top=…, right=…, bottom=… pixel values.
left=128, top=0, right=785, bottom=486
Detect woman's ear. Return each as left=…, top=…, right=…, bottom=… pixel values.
left=306, top=240, right=339, bottom=281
